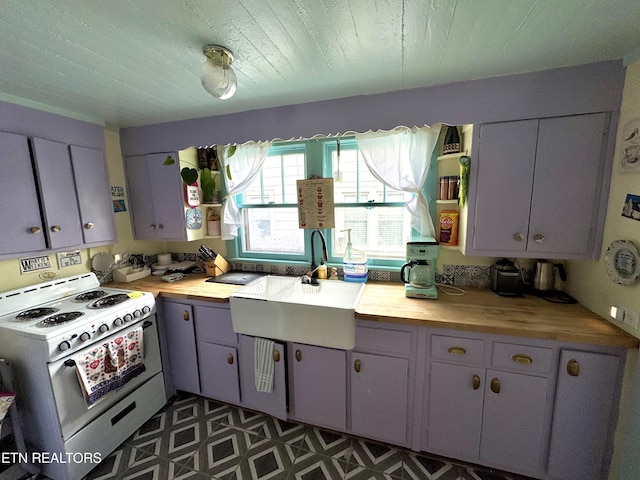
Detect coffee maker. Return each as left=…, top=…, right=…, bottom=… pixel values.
left=400, top=237, right=439, bottom=299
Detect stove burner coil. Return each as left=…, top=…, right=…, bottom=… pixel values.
left=73, top=290, right=107, bottom=302
left=15, top=307, right=60, bottom=321
left=36, top=311, right=85, bottom=327
left=87, top=294, right=131, bottom=309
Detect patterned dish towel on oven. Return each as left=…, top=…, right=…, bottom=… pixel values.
left=75, top=326, right=146, bottom=406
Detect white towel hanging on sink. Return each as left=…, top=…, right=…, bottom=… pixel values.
left=254, top=337, right=275, bottom=393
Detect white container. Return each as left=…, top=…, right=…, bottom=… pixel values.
left=342, top=228, right=368, bottom=283
left=207, top=220, right=221, bottom=237
left=157, top=253, right=172, bottom=266
left=113, top=266, right=151, bottom=283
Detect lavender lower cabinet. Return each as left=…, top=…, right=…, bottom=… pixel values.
left=288, top=343, right=346, bottom=431
left=161, top=300, right=200, bottom=394
left=547, top=350, right=621, bottom=480
left=350, top=352, right=409, bottom=446
left=238, top=335, right=287, bottom=420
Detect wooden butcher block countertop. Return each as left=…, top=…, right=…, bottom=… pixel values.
left=107, top=274, right=638, bottom=349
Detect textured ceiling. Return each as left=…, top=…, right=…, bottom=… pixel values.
left=1, top=0, right=640, bottom=128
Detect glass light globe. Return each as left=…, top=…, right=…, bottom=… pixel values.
left=200, top=47, right=237, bottom=100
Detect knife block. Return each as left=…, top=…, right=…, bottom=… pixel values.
left=205, top=254, right=230, bottom=277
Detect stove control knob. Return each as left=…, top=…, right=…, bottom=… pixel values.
left=142, top=306, right=151, bottom=315
left=58, top=340, right=71, bottom=352
left=133, top=309, right=142, bottom=318
left=98, top=324, right=110, bottom=333
left=124, top=313, right=133, bottom=322
left=114, top=317, right=123, bottom=326
left=79, top=332, right=91, bottom=342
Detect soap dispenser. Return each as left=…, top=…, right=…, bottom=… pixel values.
left=341, top=229, right=368, bottom=282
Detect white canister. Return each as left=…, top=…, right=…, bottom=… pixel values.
left=207, top=220, right=221, bottom=237
left=157, top=253, right=172, bottom=266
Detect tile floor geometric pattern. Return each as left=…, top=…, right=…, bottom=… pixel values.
left=83, top=394, right=536, bottom=480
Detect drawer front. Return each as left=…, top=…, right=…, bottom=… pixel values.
left=431, top=335, right=484, bottom=364
left=194, top=304, right=237, bottom=345
left=492, top=342, right=553, bottom=374
left=355, top=324, right=414, bottom=357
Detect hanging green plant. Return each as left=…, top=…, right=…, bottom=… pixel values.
left=163, top=155, right=175, bottom=166
left=200, top=168, right=219, bottom=203
left=225, top=145, right=237, bottom=180
left=180, top=167, right=198, bottom=185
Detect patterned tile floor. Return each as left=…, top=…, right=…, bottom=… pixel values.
left=83, top=394, right=535, bottom=480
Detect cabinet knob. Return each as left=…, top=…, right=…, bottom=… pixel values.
left=150, top=224, right=156, bottom=230
left=273, top=350, right=280, bottom=362
left=51, top=225, right=62, bottom=232
left=472, top=374, right=481, bottom=390
left=295, top=349, right=302, bottom=362
left=513, top=233, right=524, bottom=241
left=29, top=226, right=42, bottom=234
left=448, top=346, right=466, bottom=356
left=183, top=310, right=190, bottom=321
left=567, top=359, right=580, bottom=377
left=534, top=234, right=545, bottom=243
left=85, top=222, right=94, bottom=229
left=354, top=359, right=361, bottom=373
left=158, top=224, right=164, bottom=230
left=490, top=377, right=501, bottom=394
left=511, top=354, right=533, bottom=365
left=227, top=353, right=234, bottom=365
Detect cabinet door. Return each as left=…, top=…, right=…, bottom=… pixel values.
left=199, top=343, right=240, bottom=405
left=146, top=152, right=187, bottom=240
left=0, top=131, right=46, bottom=254
left=427, top=362, right=484, bottom=458
left=124, top=154, right=157, bottom=239
left=548, top=350, right=620, bottom=480
left=290, top=343, right=346, bottom=431
left=238, top=335, right=287, bottom=420
left=69, top=145, right=116, bottom=245
left=480, top=370, right=549, bottom=474
left=472, top=120, right=538, bottom=252
left=31, top=137, right=83, bottom=249
left=528, top=113, right=607, bottom=256
left=161, top=301, right=200, bottom=394
left=351, top=352, right=409, bottom=446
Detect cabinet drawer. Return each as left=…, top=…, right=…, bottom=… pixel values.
left=355, top=324, right=413, bottom=356
left=492, top=342, right=553, bottom=374
left=431, top=335, right=484, bottom=364
left=194, top=304, right=237, bottom=345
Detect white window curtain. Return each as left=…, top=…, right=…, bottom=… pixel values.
left=219, top=140, right=272, bottom=240
left=355, top=125, right=442, bottom=237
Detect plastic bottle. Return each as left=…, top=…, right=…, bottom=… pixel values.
left=317, top=261, right=327, bottom=279
left=341, top=229, right=368, bottom=283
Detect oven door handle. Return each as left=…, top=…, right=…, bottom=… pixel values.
left=143, top=320, right=153, bottom=329
left=64, top=359, right=76, bottom=367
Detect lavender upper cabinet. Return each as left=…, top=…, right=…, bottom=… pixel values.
left=467, top=113, right=609, bottom=259
left=288, top=343, right=346, bottom=431
left=124, top=152, right=187, bottom=240
left=194, top=304, right=240, bottom=405
left=69, top=145, right=116, bottom=245
left=547, top=350, right=622, bottom=480
left=161, top=300, right=200, bottom=394
left=0, top=132, right=46, bottom=255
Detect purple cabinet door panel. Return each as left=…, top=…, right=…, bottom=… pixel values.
left=547, top=350, right=620, bottom=480
left=162, top=301, right=200, bottom=394
left=124, top=154, right=156, bottom=239
left=528, top=113, right=607, bottom=256
left=199, top=343, right=240, bottom=405
left=289, top=343, right=346, bottom=431
left=427, top=362, right=484, bottom=458
left=31, top=137, right=83, bottom=249
left=0, top=131, right=46, bottom=254
left=471, top=120, right=538, bottom=252
left=351, top=352, right=409, bottom=446
left=69, top=145, right=116, bottom=245
left=146, top=152, right=187, bottom=240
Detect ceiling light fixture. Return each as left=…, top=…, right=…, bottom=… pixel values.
left=201, top=45, right=237, bottom=100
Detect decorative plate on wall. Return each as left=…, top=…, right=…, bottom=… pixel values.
left=604, top=240, right=640, bottom=286
left=186, top=207, right=203, bottom=230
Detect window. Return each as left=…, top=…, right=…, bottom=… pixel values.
left=232, top=138, right=419, bottom=265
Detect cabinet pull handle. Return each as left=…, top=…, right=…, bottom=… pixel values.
left=354, top=359, right=361, bottom=373
left=183, top=310, right=190, bottom=321
left=448, top=346, right=466, bottom=356
left=472, top=374, right=481, bottom=390
left=513, top=233, right=524, bottom=241
left=85, top=222, right=94, bottom=229
left=534, top=234, right=545, bottom=243
left=30, top=226, right=42, bottom=234
left=51, top=225, right=62, bottom=232
left=273, top=350, right=280, bottom=362
left=227, top=353, right=234, bottom=365
left=295, top=349, right=302, bottom=362
left=567, top=359, right=580, bottom=377
left=511, top=354, right=533, bottom=365
left=490, top=377, right=501, bottom=394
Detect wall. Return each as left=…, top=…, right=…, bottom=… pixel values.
left=563, top=59, right=640, bottom=480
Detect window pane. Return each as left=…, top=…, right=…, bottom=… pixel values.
left=332, top=206, right=411, bottom=260
left=243, top=207, right=304, bottom=254
left=243, top=151, right=305, bottom=204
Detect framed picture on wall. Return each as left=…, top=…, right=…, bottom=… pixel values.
left=622, top=193, right=640, bottom=222
left=619, top=119, right=640, bottom=173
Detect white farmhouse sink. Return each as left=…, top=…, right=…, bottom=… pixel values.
left=229, top=275, right=365, bottom=349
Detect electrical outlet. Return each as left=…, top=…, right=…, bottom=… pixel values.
left=625, top=308, right=640, bottom=331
